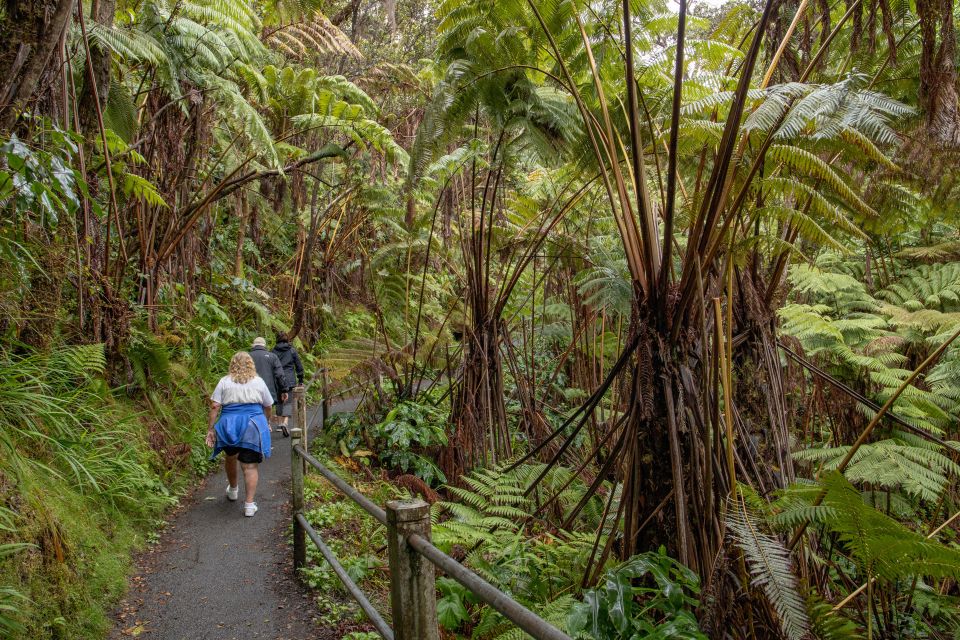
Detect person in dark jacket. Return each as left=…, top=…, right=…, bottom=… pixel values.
left=272, top=333, right=304, bottom=436
left=249, top=337, right=287, bottom=433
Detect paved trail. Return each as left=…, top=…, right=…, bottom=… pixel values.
left=111, top=398, right=359, bottom=640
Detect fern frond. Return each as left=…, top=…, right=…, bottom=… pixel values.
left=727, top=503, right=810, bottom=640
left=767, top=145, right=876, bottom=219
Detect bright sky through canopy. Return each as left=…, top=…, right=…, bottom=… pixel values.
left=668, top=0, right=729, bottom=10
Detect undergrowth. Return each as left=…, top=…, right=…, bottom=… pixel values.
left=304, top=426, right=706, bottom=639
left=0, top=340, right=211, bottom=638
left=0, top=285, right=291, bottom=637
left=300, top=446, right=399, bottom=637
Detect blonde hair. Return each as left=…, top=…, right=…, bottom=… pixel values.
left=229, top=351, right=257, bottom=384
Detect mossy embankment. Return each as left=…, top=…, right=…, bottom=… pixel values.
left=0, top=343, right=211, bottom=639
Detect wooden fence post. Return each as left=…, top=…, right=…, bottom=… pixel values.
left=320, top=367, right=330, bottom=430
left=293, top=385, right=307, bottom=469
left=291, top=427, right=306, bottom=571
left=386, top=499, right=439, bottom=640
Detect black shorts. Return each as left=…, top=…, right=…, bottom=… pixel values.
left=222, top=446, right=264, bottom=464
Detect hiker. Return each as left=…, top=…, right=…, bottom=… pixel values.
left=206, top=351, right=273, bottom=517
left=249, top=336, right=287, bottom=430
left=271, top=332, right=304, bottom=437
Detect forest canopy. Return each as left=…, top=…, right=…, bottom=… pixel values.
left=1, top=0, right=960, bottom=637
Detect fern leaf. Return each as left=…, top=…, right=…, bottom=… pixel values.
left=727, top=503, right=810, bottom=640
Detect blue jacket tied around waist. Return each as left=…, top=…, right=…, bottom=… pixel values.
left=210, top=403, right=271, bottom=460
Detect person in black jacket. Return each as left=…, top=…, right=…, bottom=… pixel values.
left=272, top=333, right=304, bottom=436
left=249, top=337, right=287, bottom=433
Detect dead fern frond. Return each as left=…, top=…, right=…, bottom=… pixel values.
left=263, top=12, right=362, bottom=60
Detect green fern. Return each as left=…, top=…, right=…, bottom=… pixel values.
left=806, top=594, right=864, bottom=639
left=793, top=439, right=958, bottom=503
left=487, top=595, right=577, bottom=639
left=726, top=502, right=810, bottom=640
left=45, top=344, right=107, bottom=380
left=818, top=472, right=960, bottom=582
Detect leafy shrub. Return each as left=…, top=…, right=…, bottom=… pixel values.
left=369, top=400, right=448, bottom=484
left=567, top=548, right=706, bottom=640
left=324, top=399, right=449, bottom=485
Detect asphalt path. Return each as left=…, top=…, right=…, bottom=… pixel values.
left=110, top=399, right=353, bottom=640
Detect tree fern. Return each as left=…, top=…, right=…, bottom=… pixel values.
left=86, top=23, right=168, bottom=66
left=263, top=11, right=361, bottom=60
left=878, top=263, right=960, bottom=313
left=766, top=145, right=876, bottom=218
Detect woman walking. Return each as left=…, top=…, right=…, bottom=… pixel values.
left=206, top=351, right=273, bottom=517
left=271, top=333, right=304, bottom=436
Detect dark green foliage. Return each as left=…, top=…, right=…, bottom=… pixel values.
left=0, top=129, right=85, bottom=250
left=103, top=83, right=137, bottom=143
left=369, top=400, right=448, bottom=484
left=323, top=389, right=450, bottom=485
left=806, top=595, right=864, bottom=640
left=567, top=548, right=706, bottom=640
left=436, top=576, right=474, bottom=630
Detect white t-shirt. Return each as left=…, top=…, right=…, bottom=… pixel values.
left=210, top=375, right=274, bottom=406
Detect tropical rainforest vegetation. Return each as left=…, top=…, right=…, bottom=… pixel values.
left=2, top=0, right=960, bottom=636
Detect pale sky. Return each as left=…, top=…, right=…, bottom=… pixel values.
left=667, top=0, right=730, bottom=10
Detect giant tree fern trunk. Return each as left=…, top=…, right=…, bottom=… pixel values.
left=615, top=315, right=721, bottom=576
left=596, top=289, right=795, bottom=581
left=443, top=317, right=511, bottom=481
left=0, top=0, right=73, bottom=131
left=917, top=0, right=960, bottom=146
left=733, top=272, right=796, bottom=489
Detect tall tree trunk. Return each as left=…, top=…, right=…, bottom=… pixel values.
left=443, top=318, right=511, bottom=481
left=917, top=0, right=960, bottom=146
left=234, top=191, right=248, bottom=278
left=0, top=0, right=75, bottom=131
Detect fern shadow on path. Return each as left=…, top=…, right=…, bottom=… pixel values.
left=109, top=400, right=355, bottom=640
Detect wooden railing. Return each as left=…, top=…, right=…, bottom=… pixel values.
left=289, top=385, right=572, bottom=640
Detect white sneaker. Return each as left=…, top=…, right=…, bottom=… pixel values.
left=226, top=485, right=239, bottom=501
left=244, top=502, right=258, bottom=517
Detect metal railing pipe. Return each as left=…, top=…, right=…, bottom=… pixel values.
left=296, top=513, right=395, bottom=640
left=291, top=428, right=306, bottom=570
left=293, top=444, right=388, bottom=525
left=406, top=533, right=573, bottom=640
